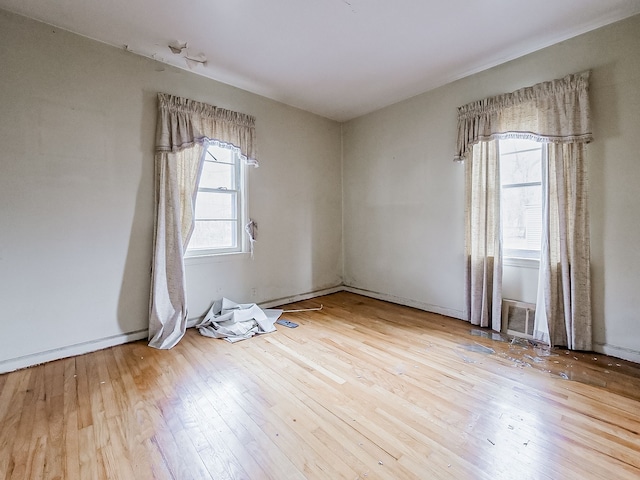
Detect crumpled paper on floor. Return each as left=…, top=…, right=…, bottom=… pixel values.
left=195, top=298, right=282, bottom=343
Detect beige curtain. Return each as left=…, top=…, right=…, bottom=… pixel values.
left=534, top=143, right=592, bottom=350
left=465, top=140, right=502, bottom=330
left=149, top=93, right=257, bottom=349
left=456, top=72, right=593, bottom=349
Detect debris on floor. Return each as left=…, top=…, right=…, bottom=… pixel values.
left=471, top=329, right=508, bottom=342
left=195, top=298, right=282, bottom=343
left=464, top=326, right=619, bottom=389
left=455, top=350, right=476, bottom=363
left=282, top=305, right=323, bottom=313
left=459, top=343, right=495, bottom=354
left=523, top=354, right=545, bottom=364
left=276, top=319, right=299, bottom=328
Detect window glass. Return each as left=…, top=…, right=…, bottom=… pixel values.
left=194, top=191, right=237, bottom=220
left=501, top=149, right=541, bottom=185
left=499, top=138, right=538, bottom=155
left=500, top=138, right=543, bottom=258
left=200, top=161, right=235, bottom=190
left=187, top=143, right=245, bottom=255
left=206, top=146, right=233, bottom=164
left=189, top=221, right=236, bottom=250
left=502, top=185, right=542, bottom=251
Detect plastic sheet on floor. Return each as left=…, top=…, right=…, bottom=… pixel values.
left=195, top=298, right=282, bottom=343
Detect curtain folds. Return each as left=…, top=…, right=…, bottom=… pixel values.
left=535, top=143, right=592, bottom=350
left=148, top=93, right=256, bottom=349
left=465, top=140, right=502, bottom=330
left=457, top=71, right=592, bottom=350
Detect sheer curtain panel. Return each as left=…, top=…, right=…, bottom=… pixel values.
left=456, top=72, right=593, bottom=350
left=149, top=93, right=257, bottom=349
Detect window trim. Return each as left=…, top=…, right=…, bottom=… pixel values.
left=503, top=256, right=540, bottom=269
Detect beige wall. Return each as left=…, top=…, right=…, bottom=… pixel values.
left=343, top=14, right=640, bottom=362
left=0, top=10, right=342, bottom=371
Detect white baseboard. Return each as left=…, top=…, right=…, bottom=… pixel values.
left=0, top=329, right=148, bottom=374
left=593, top=342, right=640, bottom=364
left=343, top=286, right=466, bottom=321
left=259, top=285, right=344, bottom=309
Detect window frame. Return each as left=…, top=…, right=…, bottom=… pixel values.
left=499, top=139, right=546, bottom=261
left=185, top=143, right=248, bottom=258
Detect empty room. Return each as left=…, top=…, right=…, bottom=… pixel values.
left=1, top=0, right=640, bottom=478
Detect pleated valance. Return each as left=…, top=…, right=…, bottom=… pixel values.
left=155, top=93, right=257, bottom=166
left=455, top=71, right=592, bottom=162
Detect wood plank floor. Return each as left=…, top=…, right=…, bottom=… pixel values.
left=1, top=292, right=640, bottom=479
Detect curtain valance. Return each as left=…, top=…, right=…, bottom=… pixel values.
left=455, top=71, right=592, bottom=162
left=155, top=93, right=257, bottom=165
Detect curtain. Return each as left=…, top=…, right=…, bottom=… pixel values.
left=148, top=93, right=257, bottom=349
left=456, top=72, right=593, bottom=350
left=534, top=143, right=592, bottom=350
left=465, top=140, right=502, bottom=330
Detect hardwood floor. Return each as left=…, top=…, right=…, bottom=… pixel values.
left=1, top=292, right=640, bottom=479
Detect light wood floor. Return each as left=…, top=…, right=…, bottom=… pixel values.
left=1, top=292, right=640, bottom=479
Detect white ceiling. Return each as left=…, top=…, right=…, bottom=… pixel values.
left=2, top=0, right=640, bottom=121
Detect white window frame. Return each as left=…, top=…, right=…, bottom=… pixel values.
left=185, top=143, right=248, bottom=258
left=499, top=139, right=547, bottom=261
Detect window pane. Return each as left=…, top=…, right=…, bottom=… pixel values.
left=201, top=161, right=234, bottom=189
left=206, top=145, right=234, bottom=164
left=189, top=220, right=237, bottom=249
left=194, top=191, right=237, bottom=220
left=188, top=144, right=243, bottom=254
left=501, top=148, right=542, bottom=185
left=502, top=185, right=542, bottom=251
left=500, top=138, right=539, bottom=154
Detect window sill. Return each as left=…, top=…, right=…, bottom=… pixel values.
left=503, top=256, right=540, bottom=269
left=184, top=251, right=251, bottom=266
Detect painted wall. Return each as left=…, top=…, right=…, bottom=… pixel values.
left=1, top=8, right=638, bottom=370
left=343, top=15, right=640, bottom=362
left=502, top=262, right=539, bottom=305
left=0, top=10, right=342, bottom=371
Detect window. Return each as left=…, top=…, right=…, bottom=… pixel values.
left=187, top=143, right=247, bottom=256
left=499, top=138, right=544, bottom=259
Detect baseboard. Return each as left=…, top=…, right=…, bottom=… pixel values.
left=0, top=329, right=148, bottom=374
left=593, top=342, right=640, bottom=364
left=186, top=285, right=345, bottom=326
left=1, top=286, right=344, bottom=372
left=343, top=286, right=466, bottom=321
left=259, top=285, right=344, bottom=309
